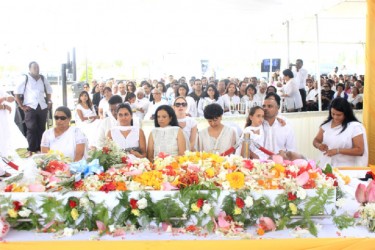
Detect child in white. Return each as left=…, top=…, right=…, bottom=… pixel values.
left=241, top=106, right=268, bottom=160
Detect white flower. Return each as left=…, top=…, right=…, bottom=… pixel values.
left=244, top=196, right=254, bottom=208
left=137, top=198, right=148, bottom=209
left=335, top=198, right=346, bottom=208
left=221, top=181, right=230, bottom=190
left=79, top=197, right=90, bottom=209
left=296, top=188, right=307, bottom=200
left=63, top=227, right=76, bottom=237
left=18, top=208, right=32, bottom=218
left=108, top=224, right=115, bottom=233
left=202, top=203, right=212, bottom=214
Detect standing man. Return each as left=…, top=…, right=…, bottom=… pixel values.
left=291, top=59, right=308, bottom=111
left=14, top=61, right=53, bottom=156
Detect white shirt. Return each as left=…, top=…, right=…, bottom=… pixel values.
left=144, top=100, right=168, bottom=120
left=306, top=88, right=319, bottom=101
left=293, top=68, right=308, bottom=90
left=283, top=79, right=303, bottom=110
left=98, top=98, right=109, bottom=117
left=96, top=115, right=118, bottom=148
left=242, top=125, right=268, bottom=160
left=263, top=118, right=296, bottom=154
left=319, top=121, right=368, bottom=167
left=348, top=94, right=363, bottom=107
left=110, top=126, right=140, bottom=151
left=134, top=98, right=150, bottom=120
left=197, top=97, right=226, bottom=117
left=14, top=73, right=53, bottom=110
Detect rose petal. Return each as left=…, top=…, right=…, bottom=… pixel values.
left=356, top=183, right=367, bottom=203
left=28, top=183, right=46, bottom=192
left=96, top=221, right=106, bottom=232
left=218, top=211, right=231, bottom=229
left=272, top=155, right=284, bottom=164
left=162, top=182, right=179, bottom=191
left=296, top=171, right=309, bottom=186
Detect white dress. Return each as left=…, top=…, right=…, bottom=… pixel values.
left=75, top=103, right=100, bottom=147
left=241, top=125, right=268, bottom=160
left=151, top=126, right=180, bottom=157
left=40, top=126, right=87, bottom=161
left=178, top=117, right=197, bottom=149
left=197, top=97, right=225, bottom=117
left=283, top=79, right=303, bottom=110
left=0, top=90, right=27, bottom=157
left=198, top=125, right=237, bottom=154
left=319, top=121, right=368, bottom=167
left=144, top=100, right=168, bottom=120
left=110, top=126, right=140, bottom=151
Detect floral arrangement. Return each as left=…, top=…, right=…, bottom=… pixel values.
left=0, top=151, right=353, bottom=238
left=355, top=180, right=375, bottom=231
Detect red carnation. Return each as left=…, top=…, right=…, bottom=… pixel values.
left=13, top=201, right=22, bottom=211
left=69, top=200, right=77, bottom=208
left=4, top=184, right=13, bottom=192
left=196, top=198, right=204, bottom=208
left=236, top=197, right=245, bottom=208
left=287, top=192, right=297, bottom=201
left=121, top=156, right=128, bottom=163
left=130, top=199, right=138, bottom=209
left=74, top=180, right=84, bottom=190
left=99, top=182, right=116, bottom=193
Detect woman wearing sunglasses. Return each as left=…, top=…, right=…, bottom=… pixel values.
left=173, top=97, right=198, bottom=151
left=147, top=105, right=186, bottom=162
left=107, top=103, right=146, bottom=158
left=175, top=84, right=197, bottom=117
left=41, top=106, right=87, bottom=162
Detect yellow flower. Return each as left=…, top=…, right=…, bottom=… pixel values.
left=191, top=203, right=200, bottom=213
left=226, top=172, right=245, bottom=189
left=133, top=170, right=163, bottom=190
left=289, top=203, right=298, bottom=215
left=8, top=209, right=18, bottom=218
left=205, top=167, right=215, bottom=178
left=71, top=208, right=79, bottom=220
left=12, top=184, right=25, bottom=192
left=131, top=209, right=140, bottom=216
left=234, top=206, right=242, bottom=215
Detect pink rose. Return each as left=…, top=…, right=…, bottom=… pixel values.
left=355, top=183, right=367, bottom=203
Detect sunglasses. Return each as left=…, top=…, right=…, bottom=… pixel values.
left=54, top=115, right=68, bottom=121
left=174, top=102, right=187, bottom=107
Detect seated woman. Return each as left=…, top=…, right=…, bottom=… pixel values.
left=313, top=98, right=368, bottom=168
left=197, top=84, right=227, bottom=117
left=75, top=91, right=100, bottom=147
left=222, top=82, right=240, bottom=114
left=173, top=96, right=198, bottom=151
left=198, top=103, right=237, bottom=155
left=175, top=84, right=197, bottom=117
left=147, top=105, right=186, bottom=161
left=106, top=103, right=146, bottom=158
left=241, top=84, right=263, bottom=112
left=41, top=106, right=87, bottom=162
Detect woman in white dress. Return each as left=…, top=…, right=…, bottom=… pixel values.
left=41, top=106, right=87, bottom=162
left=241, top=84, right=263, bottom=113
left=173, top=96, right=198, bottom=151
left=197, top=84, right=226, bottom=117
left=175, top=84, right=197, bottom=117
left=198, top=103, right=237, bottom=155
left=280, top=69, right=303, bottom=112
left=107, top=103, right=146, bottom=158
left=144, top=88, right=168, bottom=120
left=75, top=91, right=100, bottom=147
left=313, top=98, right=368, bottom=168
left=0, top=90, right=28, bottom=159
left=348, top=86, right=363, bottom=109
left=147, top=105, right=186, bottom=161
left=222, top=82, right=240, bottom=114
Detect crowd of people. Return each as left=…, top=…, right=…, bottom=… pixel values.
left=0, top=61, right=368, bottom=177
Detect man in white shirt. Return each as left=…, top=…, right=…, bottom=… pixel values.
left=96, top=95, right=123, bottom=148
left=291, top=59, right=308, bottom=111
left=14, top=61, right=53, bottom=155
left=262, top=93, right=295, bottom=154
left=117, top=82, right=127, bottom=102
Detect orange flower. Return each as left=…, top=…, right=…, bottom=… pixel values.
left=116, top=182, right=127, bottom=191
left=257, top=227, right=265, bottom=236
left=226, top=172, right=245, bottom=189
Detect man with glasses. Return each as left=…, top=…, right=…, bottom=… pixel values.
left=188, top=79, right=203, bottom=106
left=144, top=88, right=168, bottom=120
left=14, top=61, right=53, bottom=156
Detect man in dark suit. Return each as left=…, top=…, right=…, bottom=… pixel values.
left=92, top=81, right=105, bottom=114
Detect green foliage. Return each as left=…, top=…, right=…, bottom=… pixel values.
left=40, top=196, right=65, bottom=223
left=323, top=164, right=333, bottom=175
left=79, top=64, right=93, bottom=83
left=333, top=214, right=355, bottom=230
left=153, top=197, right=184, bottom=227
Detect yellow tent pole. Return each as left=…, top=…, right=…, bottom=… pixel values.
left=364, top=0, right=375, bottom=165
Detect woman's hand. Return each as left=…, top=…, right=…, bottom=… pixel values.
left=324, top=148, right=339, bottom=157
left=317, top=143, right=328, bottom=152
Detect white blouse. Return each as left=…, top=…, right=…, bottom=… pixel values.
left=110, top=126, right=140, bottom=151
left=41, top=126, right=87, bottom=161
left=151, top=126, right=180, bottom=157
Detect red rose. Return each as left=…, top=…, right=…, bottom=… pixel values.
left=130, top=199, right=138, bottom=209
left=102, top=147, right=110, bottom=154
left=287, top=192, right=297, bottom=201
left=236, top=197, right=245, bottom=208
left=196, top=198, right=204, bottom=208
left=74, top=180, right=84, bottom=190
left=325, top=173, right=338, bottom=187
left=4, top=184, right=13, bottom=192
left=121, top=156, right=127, bottom=163
left=13, top=201, right=22, bottom=211
left=99, top=182, right=116, bottom=193
left=69, top=200, right=77, bottom=208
